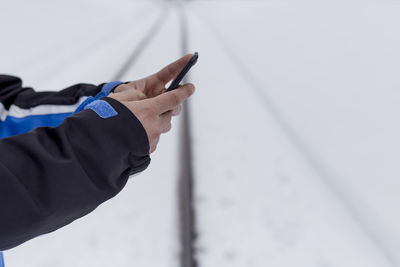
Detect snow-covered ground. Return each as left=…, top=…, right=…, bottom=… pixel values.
left=1, top=0, right=400, bottom=266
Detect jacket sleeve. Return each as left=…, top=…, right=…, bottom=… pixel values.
left=0, top=75, right=100, bottom=110
left=0, top=75, right=124, bottom=139
left=0, top=96, right=151, bottom=251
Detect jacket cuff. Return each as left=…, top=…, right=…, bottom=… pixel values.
left=101, top=96, right=150, bottom=157
left=70, top=96, right=151, bottom=179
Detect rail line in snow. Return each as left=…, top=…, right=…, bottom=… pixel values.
left=177, top=3, right=198, bottom=267
left=192, top=10, right=398, bottom=267
left=110, top=2, right=198, bottom=266
left=112, top=5, right=169, bottom=81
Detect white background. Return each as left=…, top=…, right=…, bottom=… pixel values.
left=1, top=0, right=400, bottom=266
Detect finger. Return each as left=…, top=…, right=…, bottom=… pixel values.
left=160, top=110, right=173, bottom=119
left=125, top=79, right=146, bottom=93
left=113, top=84, right=130, bottom=93
left=145, top=54, right=193, bottom=89
left=109, top=84, right=131, bottom=100
left=160, top=105, right=181, bottom=116
left=150, top=136, right=160, bottom=154
left=114, top=88, right=147, bottom=101
left=162, top=121, right=172, bottom=133
left=113, top=82, right=147, bottom=97
left=160, top=111, right=173, bottom=133
left=171, top=105, right=182, bottom=116
left=153, top=83, right=195, bottom=114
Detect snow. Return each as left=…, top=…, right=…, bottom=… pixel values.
left=187, top=1, right=400, bottom=266
left=1, top=0, right=400, bottom=266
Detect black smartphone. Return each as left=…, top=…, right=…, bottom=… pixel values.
left=167, top=52, right=199, bottom=92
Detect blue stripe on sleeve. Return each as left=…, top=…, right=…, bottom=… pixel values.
left=0, top=113, right=72, bottom=139
left=0, top=81, right=124, bottom=139
left=0, top=252, right=5, bottom=267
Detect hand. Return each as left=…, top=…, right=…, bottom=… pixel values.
left=108, top=55, right=196, bottom=153
left=110, top=84, right=195, bottom=154
left=110, top=54, right=193, bottom=115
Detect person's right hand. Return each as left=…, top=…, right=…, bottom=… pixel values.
left=109, top=83, right=195, bottom=154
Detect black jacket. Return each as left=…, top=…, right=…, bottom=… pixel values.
left=0, top=75, right=151, bottom=250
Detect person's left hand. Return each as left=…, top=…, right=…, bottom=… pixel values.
left=109, top=54, right=193, bottom=116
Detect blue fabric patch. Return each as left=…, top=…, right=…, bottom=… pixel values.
left=0, top=113, right=72, bottom=139
left=74, top=81, right=122, bottom=114
left=84, top=100, right=118, bottom=119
